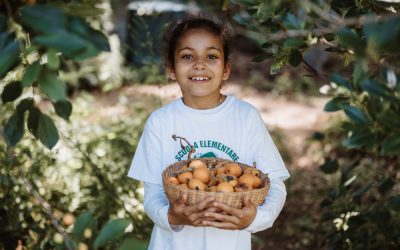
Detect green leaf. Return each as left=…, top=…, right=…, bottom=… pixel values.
left=1, top=81, right=23, bottom=103
left=64, top=3, right=104, bottom=17
left=38, top=68, right=66, bottom=101
left=16, top=98, right=34, bottom=113
left=117, top=237, right=148, bottom=250
left=329, top=73, right=353, bottom=90
left=324, top=97, right=349, bottom=112
left=72, top=211, right=94, bottom=242
left=337, top=28, right=365, bottom=56
left=343, top=105, right=370, bottom=124
left=22, top=61, right=42, bottom=87
left=27, top=107, right=40, bottom=137
left=252, top=53, right=272, bottom=63
left=0, top=38, right=21, bottom=79
left=261, top=42, right=272, bottom=48
left=343, top=129, right=371, bottom=148
left=54, top=100, right=72, bottom=120
left=360, top=79, right=393, bottom=99
left=288, top=49, right=302, bottom=67
left=352, top=183, right=372, bottom=200
left=47, top=49, right=60, bottom=70
left=283, top=38, right=305, bottom=49
left=353, top=62, right=367, bottom=85
left=378, top=177, right=395, bottom=195
left=320, top=158, right=339, bottom=174
left=4, top=112, right=25, bottom=146
left=37, top=113, right=59, bottom=149
left=381, top=133, right=400, bottom=155
left=20, top=5, right=67, bottom=34
left=388, top=195, right=400, bottom=210
left=85, top=29, right=110, bottom=52
left=284, top=13, right=301, bottom=29
left=94, top=219, right=131, bottom=249
left=33, top=31, right=87, bottom=56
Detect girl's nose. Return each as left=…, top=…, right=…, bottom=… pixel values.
left=193, top=60, right=206, bottom=70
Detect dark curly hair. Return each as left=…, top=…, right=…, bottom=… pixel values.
left=162, top=15, right=231, bottom=68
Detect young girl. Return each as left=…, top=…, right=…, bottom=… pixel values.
left=128, top=16, right=289, bottom=250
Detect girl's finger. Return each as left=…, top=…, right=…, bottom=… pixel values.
left=187, top=196, right=215, bottom=213
left=203, top=211, right=238, bottom=224
left=209, top=201, right=241, bottom=216
left=202, top=220, right=236, bottom=230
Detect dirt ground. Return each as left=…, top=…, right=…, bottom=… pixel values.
left=124, top=80, right=332, bottom=249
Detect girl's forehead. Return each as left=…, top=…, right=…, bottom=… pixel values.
left=176, top=28, right=223, bottom=49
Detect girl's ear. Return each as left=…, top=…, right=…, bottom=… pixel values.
left=167, top=65, right=177, bottom=81
left=222, top=61, right=231, bottom=81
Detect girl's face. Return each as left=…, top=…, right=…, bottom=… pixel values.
left=168, top=28, right=231, bottom=101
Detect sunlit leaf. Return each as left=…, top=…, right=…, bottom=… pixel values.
left=22, top=61, right=42, bottom=87
left=329, top=73, right=353, bottom=90
left=38, top=68, right=66, bottom=101
left=72, top=211, right=94, bottom=242
left=94, top=219, right=130, bottom=249
left=47, top=49, right=60, bottom=70
left=324, top=97, right=349, bottom=112
left=117, top=237, right=148, bottom=250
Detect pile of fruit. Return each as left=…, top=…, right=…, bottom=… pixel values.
left=165, top=159, right=264, bottom=193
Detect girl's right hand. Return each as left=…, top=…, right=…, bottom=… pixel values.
left=168, top=193, right=215, bottom=227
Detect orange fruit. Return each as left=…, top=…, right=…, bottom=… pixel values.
left=234, top=183, right=253, bottom=192
left=188, top=178, right=207, bottom=191
left=177, top=171, right=193, bottom=184
left=253, top=176, right=262, bottom=188
left=244, top=168, right=260, bottom=177
left=217, top=182, right=234, bottom=192
left=189, top=159, right=206, bottom=169
left=166, top=176, right=180, bottom=185
left=206, top=186, right=218, bottom=192
left=225, top=163, right=242, bottom=177
left=179, top=183, right=188, bottom=189
left=225, top=174, right=238, bottom=187
left=193, top=167, right=210, bottom=184
left=238, top=174, right=255, bottom=188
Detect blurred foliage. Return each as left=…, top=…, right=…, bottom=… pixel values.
left=0, top=92, right=156, bottom=249
left=230, top=0, right=400, bottom=249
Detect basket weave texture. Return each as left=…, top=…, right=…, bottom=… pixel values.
left=162, top=157, right=270, bottom=208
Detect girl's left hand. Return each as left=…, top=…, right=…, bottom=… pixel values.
left=201, top=195, right=257, bottom=230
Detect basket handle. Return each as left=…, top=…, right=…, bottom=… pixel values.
left=172, top=134, right=195, bottom=161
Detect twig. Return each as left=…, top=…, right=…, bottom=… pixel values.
left=172, top=134, right=196, bottom=160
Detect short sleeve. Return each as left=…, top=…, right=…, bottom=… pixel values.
left=127, top=113, right=163, bottom=185
left=249, top=110, right=290, bottom=181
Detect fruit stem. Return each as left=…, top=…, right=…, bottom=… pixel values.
left=172, top=134, right=196, bottom=160
left=253, top=162, right=257, bottom=168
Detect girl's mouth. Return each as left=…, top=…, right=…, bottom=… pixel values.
left=189, top=76, right=210, bottom=82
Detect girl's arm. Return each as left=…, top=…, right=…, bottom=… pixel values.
left=244, top=177, right=287, bottom=233
left=143, top=182, right=183, bottom=232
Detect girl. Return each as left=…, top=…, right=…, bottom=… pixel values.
left=128, top=16, right=289, bottom=250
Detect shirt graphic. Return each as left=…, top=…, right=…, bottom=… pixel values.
left=174, top=139, right=240, bottom=162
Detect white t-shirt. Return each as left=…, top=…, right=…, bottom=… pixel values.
left=128, top=95, right=290, bottom=250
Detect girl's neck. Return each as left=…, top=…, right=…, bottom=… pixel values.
left=182, top=94, right=226, bottom=110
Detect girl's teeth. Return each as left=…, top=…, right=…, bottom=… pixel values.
left=192, top=77, right=208, bottom=81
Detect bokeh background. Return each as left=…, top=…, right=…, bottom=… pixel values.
left=1, top=1, right=399, bottom=249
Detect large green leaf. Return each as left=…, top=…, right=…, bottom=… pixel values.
left=324, top=97, right=349, bottom=112
left=16, top=98, right=34, bottom=113
left=22, top=61, right=42, bottom=87
left=4, top=112, right=25, bottom=146
left=343, top=129, right=372, bottom=148
left=37, top=113, right=59, bottom=149
left=360, top=79, right=393, bottom=99
left=343, top=105, right=371, bottom=124
left=283, top=38, right=305, bottom=49
left=20, top=5, right=67, bottom=34
left=117, top=237, right=148, bottom=250
left=72, top=211, right=94, bottom=242
left=47, top=49, right=60, bottom=70
left=63, top=3, right=105, bottom=17
left=1, top=81, right=23, bottom=103
left=381, top=133, right=400, bottom=155
left=94, top=219, right=131, bottom=249
left=86, top=29, right=110, bottom=52
left=33, top=31, right=88, bottom=56
left=337, top=28, right=366, bottom=56
left=53, top=100, right=72, bottom=120
left=329, top=73, right=353, bottom=90
left=37, top=68, right=66, bottom=101
left=0, top=37, right=21, bottom=79
left=27, top=107, right=40, bottom=137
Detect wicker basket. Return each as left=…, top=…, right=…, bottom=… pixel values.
left=162, top=157, right=270, bottom=208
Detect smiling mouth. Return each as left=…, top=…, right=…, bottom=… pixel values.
left=189, top=76, right=210, bottom=81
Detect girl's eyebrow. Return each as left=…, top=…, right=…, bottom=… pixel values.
left=178, top=47, right=222, bottom=53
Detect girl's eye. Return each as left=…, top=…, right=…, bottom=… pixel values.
left=182, top=54, right=193, bottom=60
left=208, top=54, right=218, bottom=59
